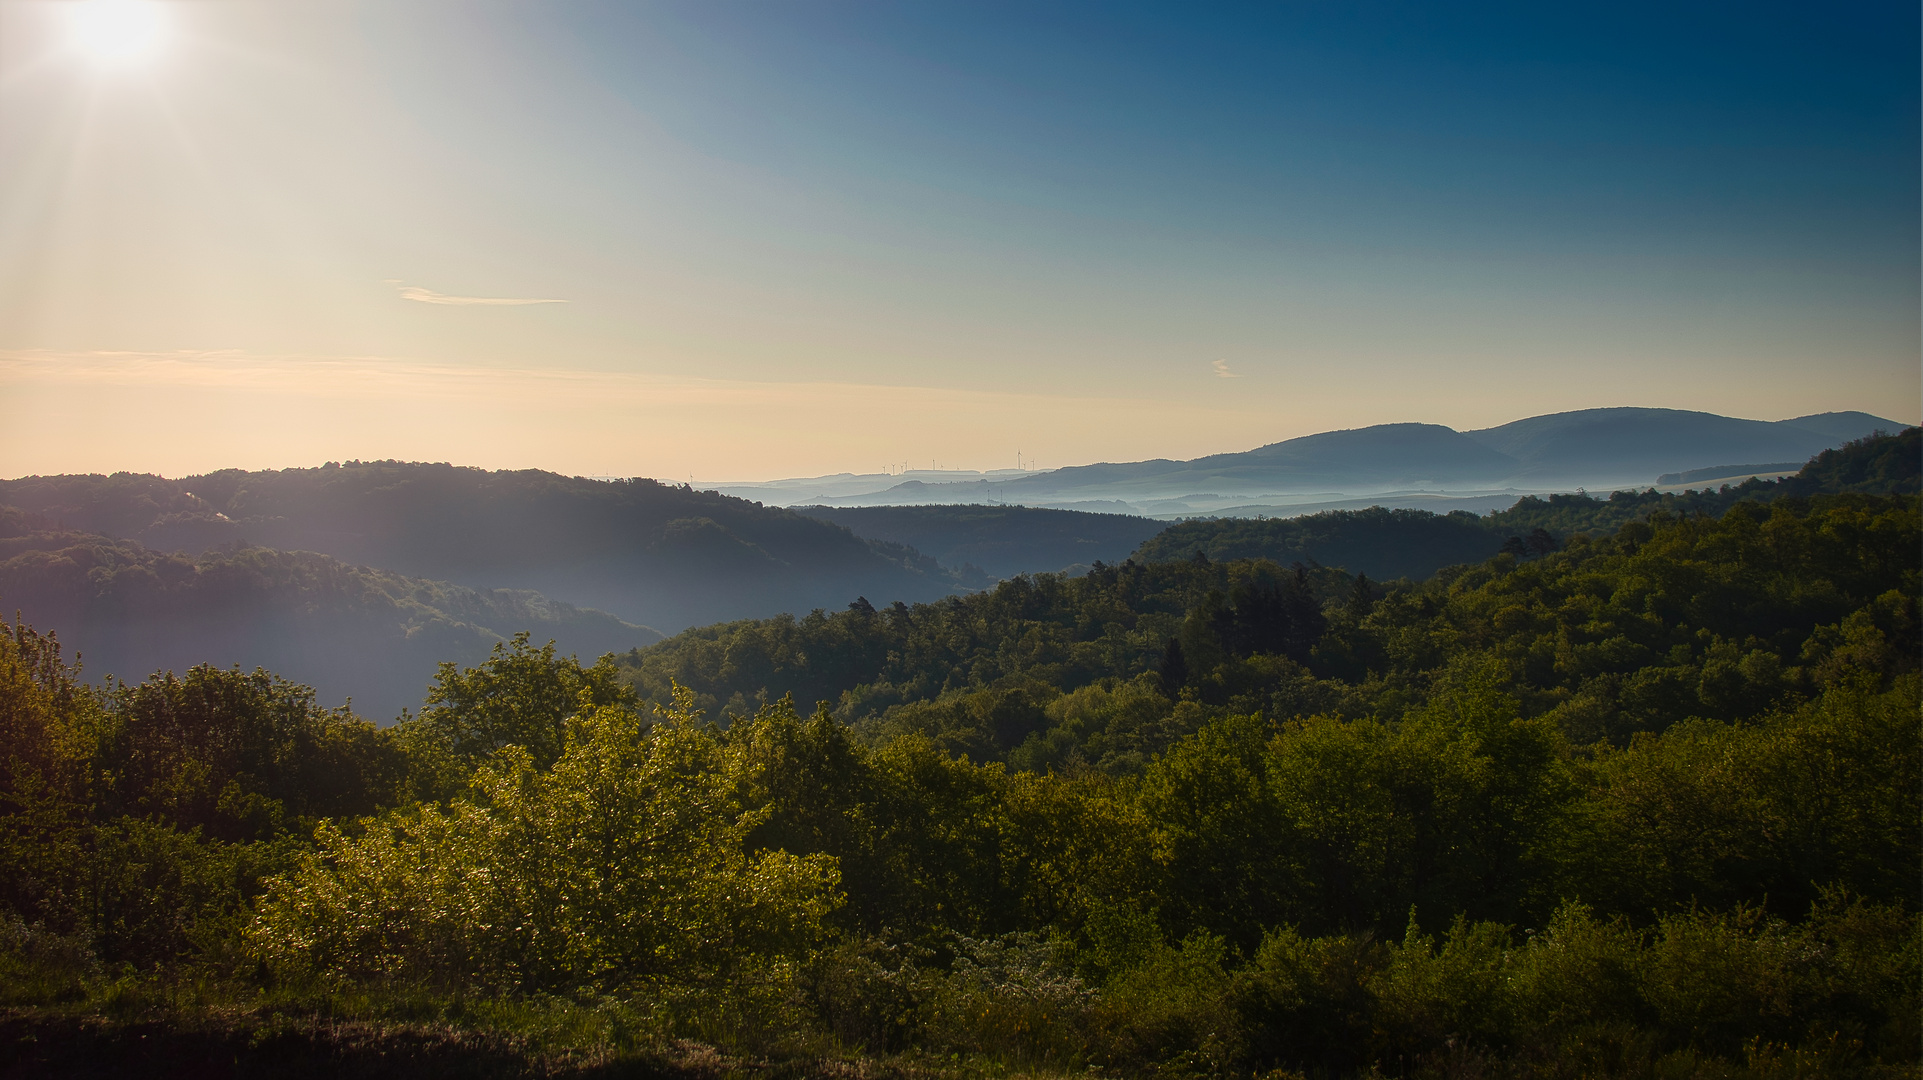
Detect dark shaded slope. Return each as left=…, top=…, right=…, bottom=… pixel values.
left=1781, top=426, right=1921, bottom=495
left=1134, top=506, right=1503, bottom=580
left=1491, top=427, right=1921, bottom=533
left=794, top=504, right=1166, bottom=579
left=0, top=463, right=967, bottom=631
left=0, top=530, right=658, bottom=720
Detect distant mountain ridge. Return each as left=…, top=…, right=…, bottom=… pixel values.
left=1133, top=427, right=1920, bottom=580
left=997, top=423, right=1519, bottom=492
left=1461, top=408, right=1883, bottom=482
left=735, top=408, right=1905, bottom=514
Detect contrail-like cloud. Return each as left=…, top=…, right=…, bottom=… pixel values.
left=1212, top=359, right=1241, bottom=378
left=394, top=283, right=567, bottom=306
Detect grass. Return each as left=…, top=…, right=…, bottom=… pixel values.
left=0, top=966, right=1023, bottom=1080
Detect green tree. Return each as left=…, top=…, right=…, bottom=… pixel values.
left=0, top=620, right=97, bottom=933
left=103, top=664, right=401, bottom=840
left=397, top=631, right=635, bottom=796
left=251, top=689, right=841, bottom=993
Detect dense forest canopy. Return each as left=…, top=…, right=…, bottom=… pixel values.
left=0, top=429, right=1915, bottom=1077
left=621, top=490, right=1916, bottom=775
left=794, top=504, right=1165, bottom=580
left=1135, top=506, right=1502, bottom=581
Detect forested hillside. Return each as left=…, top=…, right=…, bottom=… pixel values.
left=0, top=463, right=968, bottom=631
left=0, top=477, right=1914, bottom=1076
left=0, top=526, right=658, bottom=718
left=622, top=490, right=1917, bottom=773
left=1137, top=427, right=1919, bottom=577
left=794, top=504, right=1165, bottom=580
left=1135, top=506, right=1501, bottom=581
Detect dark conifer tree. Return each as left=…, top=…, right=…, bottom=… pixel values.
left=1158, top=638, right=1189, bottom=698
left=1349, top=572, right=1375, bottom=618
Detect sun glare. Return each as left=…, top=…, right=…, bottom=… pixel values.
left=67, top=0, right=169, bottom=66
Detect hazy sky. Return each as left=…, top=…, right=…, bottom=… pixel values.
left=3, top=0, right=1917, bottom=480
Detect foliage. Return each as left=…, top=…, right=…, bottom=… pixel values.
left=621, top=492, right=1919, bottom=775
left=1781, top=425, right=1921, bottom=496
left=795, top=503, right=1165, bottom=581
left=1138, top=505, right=1503, bottom=580
left=394, top=632, right=638, bottom=797
left=0, top=453, right=1916, bottom=1076
left=100, top=664, right=403, bottom=838
left=1551, top=674, right=1921, bottom=919
left=0, top=622, right=402, bottom=965
left=252, top=689, right=840, bottom=995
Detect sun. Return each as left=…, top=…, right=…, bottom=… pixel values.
left=66, top=0, right=170, bottom=66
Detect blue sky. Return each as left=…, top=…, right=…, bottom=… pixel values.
left=1, top=0, right=1915, bottom=477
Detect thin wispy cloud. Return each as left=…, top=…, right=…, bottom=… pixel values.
left=393, top=283, right=567, bottom=306
left=1212, top=359, right=1241, bottom=379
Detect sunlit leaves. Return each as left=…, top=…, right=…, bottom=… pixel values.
left=251, top=688, right=840, bottom=993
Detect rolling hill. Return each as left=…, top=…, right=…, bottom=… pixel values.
left=0, top=527, right=660, bottom=719
left=1134, top=506, right=1503, bottom=581
left=0, top=463, right=970, bottom=633
left=716, top=408, right=1906, bottom=514
left=1461, top=408, right=1870, bottom=484
left=792, top=504, right=1166, bottom=580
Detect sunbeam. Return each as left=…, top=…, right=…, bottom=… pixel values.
left=66, top=0, right=170, bottom=67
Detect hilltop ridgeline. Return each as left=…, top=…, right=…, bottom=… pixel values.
left=0, top=462, right=970, bottom=633
left=741, top=408, right=1905, bottom=511
left=0, top=524, right=659, bottom=719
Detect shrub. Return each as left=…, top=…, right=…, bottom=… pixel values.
left=250, top=690, right=842, bottom=996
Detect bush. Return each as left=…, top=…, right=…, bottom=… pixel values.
left=923, top=931, right=1092, bottom=1066
left=0, top=914, right=97, bottom=1006
left=250, top=690, right=842, bottom=996
left=1094, top=932, right=1236, bottom=1072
